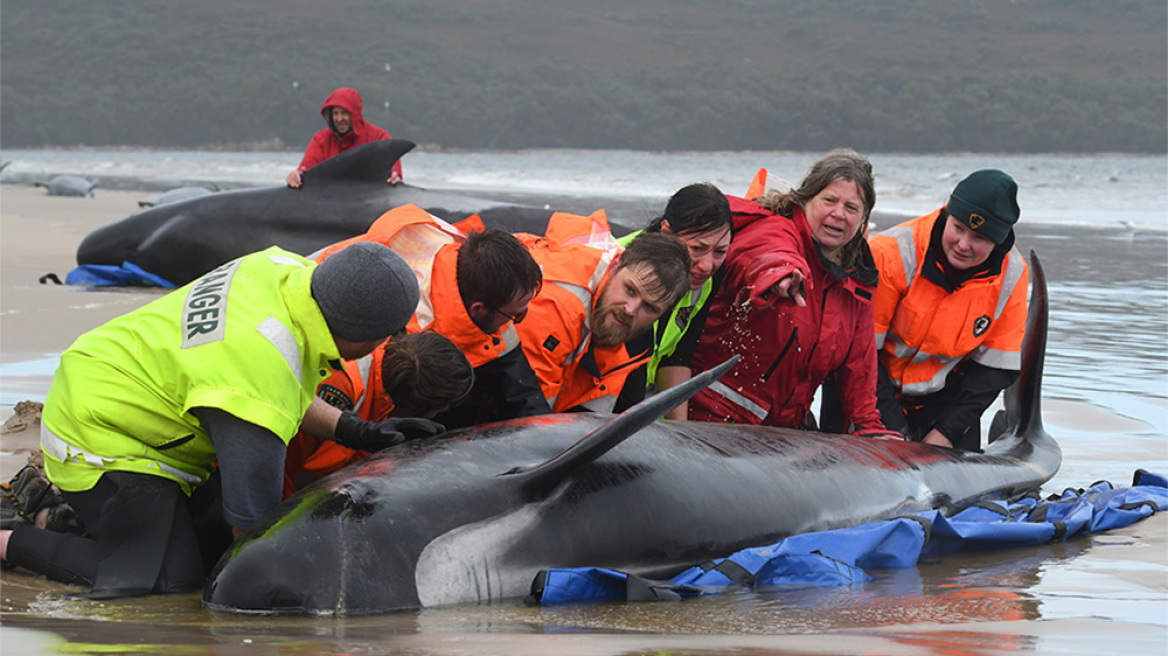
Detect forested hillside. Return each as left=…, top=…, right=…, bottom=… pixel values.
left=1, top=0, right=1164, bottom=152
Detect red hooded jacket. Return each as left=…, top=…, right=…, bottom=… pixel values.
left=688, top=196, right=885, bottom=433
left=296, top=87, right=401, bottom=179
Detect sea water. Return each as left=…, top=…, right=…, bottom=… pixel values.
left=2, top=148, right=1166, bottom=229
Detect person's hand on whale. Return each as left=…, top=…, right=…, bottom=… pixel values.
left=333, top=411, right=446, bottom=451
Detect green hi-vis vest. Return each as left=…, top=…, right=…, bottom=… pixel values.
left=616, top=230, right=714, bottom=387
left=42, top=247, right=342, bottom=496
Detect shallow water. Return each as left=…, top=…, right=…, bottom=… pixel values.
left=1, top=151, right=1166, bottom=654
left=3, top=515, right=1165, bottom=655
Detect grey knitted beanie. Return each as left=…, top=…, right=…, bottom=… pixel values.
left=311, top=242, right=420, bottom=342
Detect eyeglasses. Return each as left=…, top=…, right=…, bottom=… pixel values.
left=487, top=304, right=529, bottom=324
left=485, top=283, right=541, bottom=325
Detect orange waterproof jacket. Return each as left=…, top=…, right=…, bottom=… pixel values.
left=315, top=204, right=521, bottom=369
left=515, top=211, right=648, bottom=413
left=283, top=206, right=549, bottom=495
left=318, top=205, right=550, bottom=425
left=870, top=210, right=1029, bottom=398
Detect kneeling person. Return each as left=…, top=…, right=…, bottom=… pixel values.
left=869, top=169, right=1029, bottom=450
left=0, top=243, right=420, bottom=597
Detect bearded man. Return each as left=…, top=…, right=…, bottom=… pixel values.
left=515, top=213, right=691, bottom=413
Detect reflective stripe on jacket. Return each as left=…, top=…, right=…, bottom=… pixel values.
left=42, top=248, right=339, bottom=495
left=870, top=210, right=1029, bottom=397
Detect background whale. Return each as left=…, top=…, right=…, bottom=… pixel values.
left=74, top=140, right=575, bottom=286
left=137, top=185, right=217, bottom=208
left=36, top=174, right=96, bottom=197
left=202, top=253, right=1059, bottom=617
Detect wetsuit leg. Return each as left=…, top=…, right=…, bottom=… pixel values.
left=78, top=471, right=203, bottom=598
left=6, top=471, right=204, bottom=597
left=6, top=523, right=97, bottom=586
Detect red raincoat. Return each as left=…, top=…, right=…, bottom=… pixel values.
left=296, top=87, right=401, bottom=179
left=688, top=196, right=885, bottom=433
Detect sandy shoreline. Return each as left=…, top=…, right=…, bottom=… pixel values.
left=0, top=185, right=162, bottom=480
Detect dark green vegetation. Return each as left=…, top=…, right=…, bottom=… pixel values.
left=2, top=0, right=1164, bottom=153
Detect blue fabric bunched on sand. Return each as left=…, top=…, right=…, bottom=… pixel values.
left=531, top=470, right=1168, bottom=606
left=65, top=261, right=176, bottom=288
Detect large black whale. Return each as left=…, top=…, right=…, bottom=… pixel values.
left=74, top=139, right=571, bottom=287
left=203, top=253, right=1059, bottom=616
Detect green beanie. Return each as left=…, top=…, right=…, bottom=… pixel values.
left=946, top=169, right=1020, bottom=244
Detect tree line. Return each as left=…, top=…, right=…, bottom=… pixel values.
left=2, top=0, right=1164, bottom=153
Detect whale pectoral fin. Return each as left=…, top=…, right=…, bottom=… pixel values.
left=302, top=139, right=416, bottom=184
left=415, top=501, right=552, bottom=607
left=510, top=356, right=740, bottom=500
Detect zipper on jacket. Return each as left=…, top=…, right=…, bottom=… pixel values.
left=155, top=434, right=195, bottom=451
left=762, top=328, right=798, bottom=382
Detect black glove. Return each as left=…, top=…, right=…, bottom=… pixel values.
left=333, top=411, right=446, bottom=452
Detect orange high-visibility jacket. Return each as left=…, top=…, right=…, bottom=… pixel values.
left=515, top=210, right=648, bottom=413
left=870, top=210, right=1029, bottom=398
left=284, top=205, right=536, bottom=496
left=315, top=204, right=521, bottom=368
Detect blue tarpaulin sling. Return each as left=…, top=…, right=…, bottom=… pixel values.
left=65, top=261, right=176, bottom=288
left=530, top=469, right=1168, bottom=605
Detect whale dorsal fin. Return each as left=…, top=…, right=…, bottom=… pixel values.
left=991, top=249, right=1054, bottom=453
left=302, top=138, right=415, bottom=184
left=509, top=356, right=739, bottom=501
left=1010, top=250, right=1048, bottom=441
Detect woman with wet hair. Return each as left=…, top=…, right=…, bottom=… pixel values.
left=686, top=149, right=892, bottom=436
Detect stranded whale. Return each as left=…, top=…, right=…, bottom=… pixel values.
left=202, top=253, right=1059, bottom=617
left=37, top=175, right=97, bottom=198
left=137, top=186, right=217, bottom=208
left=74, top=140, right=574, bottom=287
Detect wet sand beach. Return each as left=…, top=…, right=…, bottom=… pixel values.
left=0, top=182, right=1165, bottom=655
left=0, top=186, right=163, bottom=479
